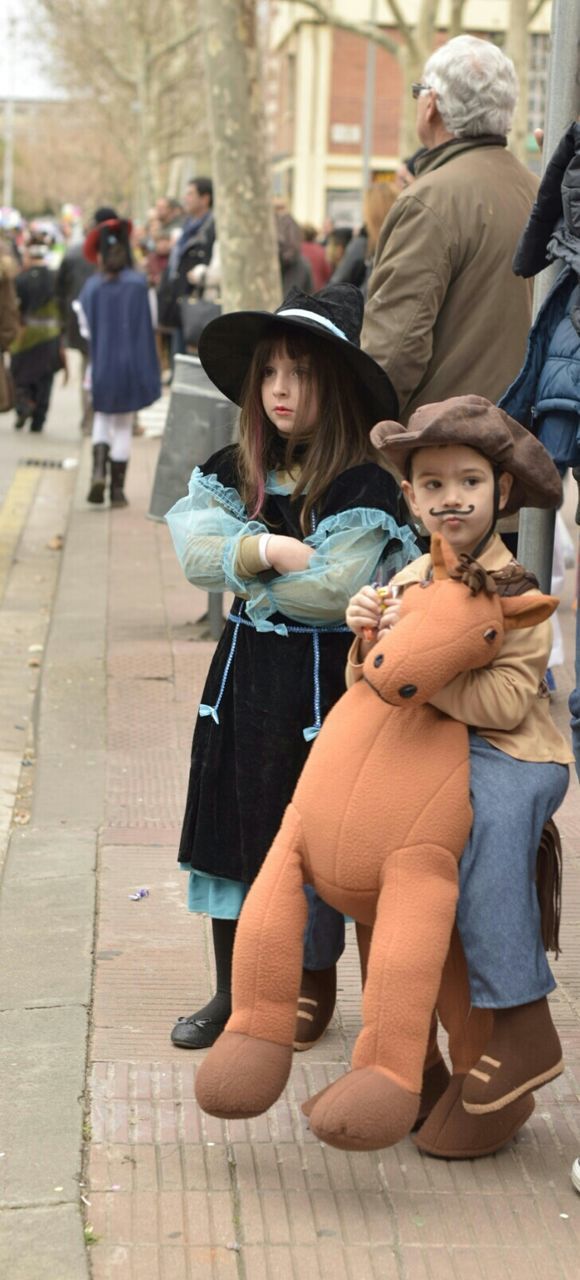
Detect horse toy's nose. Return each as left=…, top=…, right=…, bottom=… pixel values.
left=398, top=684, right=418, bottom=699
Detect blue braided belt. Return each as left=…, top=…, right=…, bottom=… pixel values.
left=199, top=606, right=351, bottom=740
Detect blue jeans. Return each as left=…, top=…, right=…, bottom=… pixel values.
left=303, top=885, right=345, bottom=970
left=457, top=735, right=569, bottom=1008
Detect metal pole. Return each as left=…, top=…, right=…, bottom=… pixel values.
left=517, top=0, right=580, bottom=590
left=361, top=0, right=379, bottom=194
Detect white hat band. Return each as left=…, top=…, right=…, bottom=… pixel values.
left=277, top=308, right=348, bottom=342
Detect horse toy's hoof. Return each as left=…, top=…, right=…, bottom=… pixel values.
left=195, top=1031, right=293, bottom=1120
left=306, top=1067, right=420, bottom=1151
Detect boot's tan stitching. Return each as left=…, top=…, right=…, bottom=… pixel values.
left=296, top=1010, right=314, bottom=1022
left=463, top=1059, right=564, bottom=1114
left=480, top=1055, right=501, bottom=1068
left=469, top=1068, right=491, bottom=1083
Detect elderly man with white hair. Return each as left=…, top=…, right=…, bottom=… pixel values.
left=362, top=35, right=538, bottom=421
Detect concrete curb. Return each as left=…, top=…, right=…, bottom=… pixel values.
left=0, top=443, right=107, bottom=1278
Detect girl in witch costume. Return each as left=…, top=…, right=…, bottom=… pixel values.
left=346, top=397, right=572, bottom=1151
left=79, top=218, right=160, bottom=507
left=165, top=284, right=417, bottom=1051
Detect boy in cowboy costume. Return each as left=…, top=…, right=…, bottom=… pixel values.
left=347, top=395, right=572, bottom=1141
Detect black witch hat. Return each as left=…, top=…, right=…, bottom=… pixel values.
left=198, top=283, right=398, bottom=424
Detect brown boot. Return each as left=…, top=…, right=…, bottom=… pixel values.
left=413, top=1074, right=535, bottom=1159
left=415, top=1057, right=451, bottom=1127
left=462, top=997, right=563, bottom=1114
left=293, top=965, right=336, bottom=1051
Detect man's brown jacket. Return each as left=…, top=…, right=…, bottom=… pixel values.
left=362, top=137, right=538, bottom=422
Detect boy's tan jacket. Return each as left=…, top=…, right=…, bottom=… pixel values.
left=347, top=535, right=573, bottom=765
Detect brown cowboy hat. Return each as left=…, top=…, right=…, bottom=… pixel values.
left=370, top=395, right=562, bottom=516
left=83, top=217, right=133, bottom=265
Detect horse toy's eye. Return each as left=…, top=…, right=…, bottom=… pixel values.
left=483, top=628, right=497, bottom=642
left=373, top=654, right=384, bottom=668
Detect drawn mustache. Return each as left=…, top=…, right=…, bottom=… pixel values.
left=429, top=505, right=475, bottom=518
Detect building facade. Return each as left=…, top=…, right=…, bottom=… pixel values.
left=265, top=0, right=552, bottom=228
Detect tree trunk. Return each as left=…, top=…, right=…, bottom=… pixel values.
left=506, top=0, right=530, bottom=165
left=397, top=0, right=437, bottom=162
left=135, top=38, right=154, bottom=220
left=199, top=0, right=281, bottom=313
left=398, top=46, right=424, bottom=160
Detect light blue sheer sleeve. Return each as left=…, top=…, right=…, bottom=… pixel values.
left=165, top=467, right=264, bottom=591
left=224, top=507, right=420, bottom=630
left=166, top=466, right=419, bottom=631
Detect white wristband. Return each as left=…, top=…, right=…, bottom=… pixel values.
left=258, top=532, right=273, bottom=569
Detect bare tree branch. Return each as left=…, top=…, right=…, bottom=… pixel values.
left=528, top=0, right=548, bottom=24
left=382, top=0, right=420, bottom=59
left=285, top=0, right=402, bottom=59
left=147, top=25, right=201, bottom=69
left=449, top=0, right=468, bottom=40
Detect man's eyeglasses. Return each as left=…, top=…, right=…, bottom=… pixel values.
left=411, top=82, right=431, bottom=100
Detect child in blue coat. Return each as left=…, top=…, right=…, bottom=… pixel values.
left=79, top=217, right=160, bottom=507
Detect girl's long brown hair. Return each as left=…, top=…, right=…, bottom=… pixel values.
left=237, top=324, right=383, bottom=533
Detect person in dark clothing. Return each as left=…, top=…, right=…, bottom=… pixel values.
left=11, top=240, right=63, bottom=433
left=275, top=202, right=313, bottom=293
left=164, top=282, right=416, bottom=1051
left=56, top=240, right=95, bottom=434
left=300, top=224, right=332, bottom=291
left=329, top=226, right=368, bottom=289
left=499, top=117, right=580, bottom=779
left=0, top=238, right=19, bottom=413
left=167, top=177, right=215, bottom=356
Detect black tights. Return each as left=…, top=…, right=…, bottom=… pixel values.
left=193, top=917, right=237, bottom=1023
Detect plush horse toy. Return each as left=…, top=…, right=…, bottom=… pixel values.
left=195, top=534, right=557, bottom=1152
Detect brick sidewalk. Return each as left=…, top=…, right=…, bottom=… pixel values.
left=86, top=437, right=580, bottom=1279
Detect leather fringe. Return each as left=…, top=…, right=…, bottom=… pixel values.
left=536, top=818, right=563, bottom=957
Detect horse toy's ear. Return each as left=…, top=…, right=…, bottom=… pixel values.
left=501, top=593, right=559, bottom=630
left=431, top=533, right=456, bottom=580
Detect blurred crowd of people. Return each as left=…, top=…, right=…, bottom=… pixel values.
left=0, top=170, right=410, bottom=440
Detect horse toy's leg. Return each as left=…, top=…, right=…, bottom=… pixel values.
left=195, top=805, right=308, bottom=1120
left=307, top=843, right=459, bottom=1151
left=414, top=927, right=535, bottom=1158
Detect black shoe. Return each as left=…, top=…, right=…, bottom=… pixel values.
left=14, top=413, right=27, bottom=431
left=171, top=1014, right=227, bottom=1049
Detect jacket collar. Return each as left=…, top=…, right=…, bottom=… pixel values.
left=394, top=534, right=512, bottom=589
left=415, top=134, right=508, bottom=177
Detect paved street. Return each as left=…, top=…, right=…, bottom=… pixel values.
left=0, top=365, right=579, bottom=1279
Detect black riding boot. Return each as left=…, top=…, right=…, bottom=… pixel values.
left=87, top=443, right=110, bottom=504
left=110, top=460, right=129, bottom=508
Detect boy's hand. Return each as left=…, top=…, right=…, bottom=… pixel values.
left=346, top=585, right=383, bottom=635
left=377, top=599, right=402, bottom=632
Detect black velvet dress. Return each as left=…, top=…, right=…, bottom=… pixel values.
left=176, top=446, right=406, bottom=885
